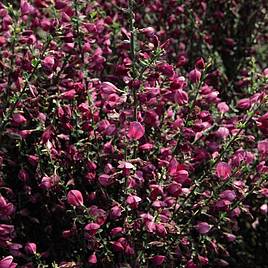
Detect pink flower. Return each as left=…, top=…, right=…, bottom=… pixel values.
left=157, top=63, right=174, bottom=77
left=186, top=260, right=198, bottom=268
left=215, top=127, right=230, bottom=139
left=198, top=255, right=209, bottom=265
left=219, top=190, right=236, bottom=201
left=237, top=98, right=251, bottom=110
left=195, top=222, right=212, bottom=234
left=110, top=227, right=123, bottom=236
left=223, top=232, right=236, bottom=242
left=67, top=190, right=84, bottom=207
left=155, top=223, right=167, bottom=237
left=258, top=140, right=268, bottom=157
left=175, top=89, right=189, bottom=105
left=12, top=113, right=27, bottom=125
left=263, top=68, right=268, bottom=77
left=84, top=223, right=100, bottom=236
left=195, top=57, right=205, bottom=69
left=39, top=176, right=53, bottom=190
left=111, top=240, right=125, bottom=252
left=127, top=121, right=145, bottom=140
left=100, top=82, right=119, bottom=95
left=188, top=68, right=201, bottom=83
left=88, top=253, right=97, bottom=264
left=98, top=174, right=113, bottom=187
left=260, top=204, right=267, bottom=215
left=217, top=102, right=229, bottom=113
left=152, top=255, right=165, bottom=266
left=25, top=242, right=37, bottom=255
left=145, top=221, right=156, bottom=233
left=20, top=0, right=34, bottom=15
left=18, top=168, right=29, bottom=182
left=42, top=56, right=55, bottom=71
left=126, top=195, right=142, bottom=209
left=0, top=256, right=17, bottom=268
left=167, top=182, right=182, bottom=197
left=216, top=162, right=231, bottom=180
left=60, top=89, right=76, bottom=100
left=257, top=112, right=268, bottom=135
left=110, top=205, right=122, bottom=219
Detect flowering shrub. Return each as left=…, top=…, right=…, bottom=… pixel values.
left=0, top=0, right=267, bottom=267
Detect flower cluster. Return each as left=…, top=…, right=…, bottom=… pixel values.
left=0, top=0, right=267, bottom=267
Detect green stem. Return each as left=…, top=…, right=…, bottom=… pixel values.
left=129, top=0, right=138, bottom=121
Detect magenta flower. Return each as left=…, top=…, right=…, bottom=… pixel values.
left=67, top=190, right=84, bottom=207
left=60, top=89, right=76, bottom=100
left=110, top=227, right=123, bottom=236
left=175, top=89, right=189, bottom=105
left=127, top=122, right=145, bottom=140
left=88, top=253, right=97, bottom=264
left=152, top=255, right=166, bottom=266
left=188, top=68, right=201, bottom=83
left=223, top=232, right=236, bottom=242
left=257, top=112, right=268, bottom=135
left=111, top=240, right=125, bottom=252
left=167, top=182, right=182, bottom=197
left=195, top=222, right=213, bottom=234
left=215, top=127, right=230, bottom=139
left=198, top=255, right=209, bottom=265
left=186, top=260, right=198, bottom=268
left=237, top=98, right=251, bottom=110
left=260, top=204, right=267, bottom=215
left=258, top=140, right=268, bottom=157
left=25, top=242, right=37, bottom=255
left=217, top=102, right=229, bottom=113
left=42, top=56, right=55, bottom=71
left=84, top=223, right=100, bottom=236
left=12, top=113, right=27, bottom=125
left=195, top=57, right=205, bottom=69
left=126, top=195, right=142, bottom=209
left=216, top=162, right=231, bottom=180
left=219, top=190, right=236, bottom=201
left=110, top=205, right=122, bottom=219
left=98, top=174, right=113, bottom=187
left=0, top=256, right=17, bottom=268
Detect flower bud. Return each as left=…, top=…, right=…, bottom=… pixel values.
left=189, top=68, right=201, bottom=83
left=127, top=122, right=145, bottom=140
left=25, top=242, right=37, bottom=255
left=152, top=255, right=165, bottom=266
left=67, top=190, right=84, bottom=207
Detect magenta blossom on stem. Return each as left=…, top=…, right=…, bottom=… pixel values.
left=126, top=195, right=142, bottom=209
left=216, top=162, right=231, bottom=180
left=257, top=112, right=268, bottom=135
left=0, top=256, right=17, bottom=268
left=195, top=222, right=213, bottom=234
left=151, top=255, right=166, bottom=266
left=67, top=190, right=84, bottom=207
left=24, top=242, right=37, bottom=255
left=12, top=113, right=27, bottom=125
left=88, top=253, right=97, bottom=264
left=84, top=223, right=100, bottom=236
left=127, top=121, right=145, bottom=140
left=188, top=68, right=201, bottom=83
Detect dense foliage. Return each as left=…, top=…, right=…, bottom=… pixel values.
left=0, top=0, right=267, bottom=267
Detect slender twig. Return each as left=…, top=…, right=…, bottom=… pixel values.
left=128, top=0, right=138, bottom=121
